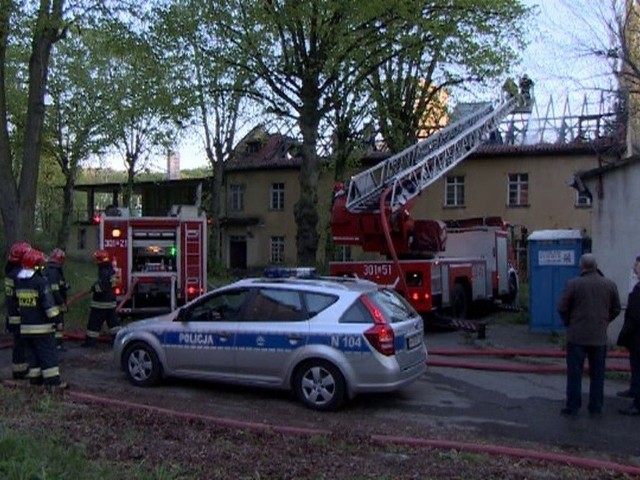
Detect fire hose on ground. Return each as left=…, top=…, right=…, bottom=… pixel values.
left=0, top=289, right=637, bottom=475
left=1, top=381, right=639, bottom=477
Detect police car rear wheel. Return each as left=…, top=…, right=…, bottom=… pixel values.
left=294, top=360, right=345, bottom=411
left=124, top=342, right=162, bottom=387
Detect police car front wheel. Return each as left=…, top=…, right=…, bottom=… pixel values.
left=124, top=342, right=162, bottom=387
left=294, top=360, right=346, bottom=411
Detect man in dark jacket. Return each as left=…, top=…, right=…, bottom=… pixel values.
left=4, top=241, right=31, bottom=379
left=618, top=256, right=640, bottom=416
left=557, top=253, right=621, bottom=416
left=14, top=248, right=66, bottom=389
left=44, top=248, right=69, bottom=351
left=83, top=249, right=120, bottom=348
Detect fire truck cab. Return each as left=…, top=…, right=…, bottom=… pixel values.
left=99, top=205, right=208, bottom=318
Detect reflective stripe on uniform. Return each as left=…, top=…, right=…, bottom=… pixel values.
left=12, top=363, right=29, bottom=374
left=21, top=324, right=55, bottom=334
left=5, top=277, right=14, bottom=296
left=8, top=315, right=20, bottom=325
left=91, top=301, right=117, bottom=309
left=55, top=331, right=64, bottom=340
left=42, top=366, right=60, bottom=379
left=108, top=326, right=121, bottom=335
left=86, top=330, right=100, bottom=339
left=27, top=368, right=42, bottom=379
left=45, top=306, right=60, bottom=318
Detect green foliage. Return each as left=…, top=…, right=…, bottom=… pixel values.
left=370, top=0, right=532, bottom=151
left=60, top=257, right=96, bottom=333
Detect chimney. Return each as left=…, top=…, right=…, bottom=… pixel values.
left=167, top=150, right=181, bottom=180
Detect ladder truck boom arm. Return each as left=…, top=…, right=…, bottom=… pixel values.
left=331, top=95, right=519, bottom=257
left=330, top=93, right=521, bottom=317
left=344, top=96, right=518, bottom=215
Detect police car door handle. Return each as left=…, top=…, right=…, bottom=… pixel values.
left=287, top=334, right=303, bottom=344
left=218, top=332, right=231, bottom=341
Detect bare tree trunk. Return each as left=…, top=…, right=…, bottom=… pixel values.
left=0, top=2, right=19, bottom=252
left=0, top=0, right=65, bottom=251
left=57, top=173, right=75, bottom=249
left=211, top=147, right=224, bottom=262
left=18, top=1, right=64, bottom=242
left=124, top=159, right=135, bottom=209
left=295, top=106, right=321, bottom=265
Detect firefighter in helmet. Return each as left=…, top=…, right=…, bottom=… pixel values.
left=14, top=248, right=66, bottom=389
left=45, top=248, right=69, bottom=351
left=4, top=241, right=31, bottom=380
left=83, top=248, right=120, bottom=347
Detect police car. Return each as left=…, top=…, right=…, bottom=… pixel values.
left=113, top=269, right=427, bottom=411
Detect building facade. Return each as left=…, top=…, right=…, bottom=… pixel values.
left=68, top=93, right=626, bottom=274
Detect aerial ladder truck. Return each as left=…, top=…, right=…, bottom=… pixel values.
left=329, top=96, right=521, bottom=328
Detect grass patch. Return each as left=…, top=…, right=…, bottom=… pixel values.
left=0, top=389, right=185, bottom=480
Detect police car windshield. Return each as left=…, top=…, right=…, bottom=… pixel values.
left=367, top=289, right=419, bottom=323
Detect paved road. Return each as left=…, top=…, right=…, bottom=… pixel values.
left=1, top=325, right=638, bottom=466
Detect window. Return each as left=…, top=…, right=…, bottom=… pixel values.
left=303, top=293, right=339, bottom=317
left=340, top=301, right=373, bottom=324
left=187, top=289, right=251, bottom=322
left=367, top=290, right=419, bottom=324
left=334, top=245, right=352, bottom=262
left=247, top=140, right=261, bottom=154
left=244, top=288, right=306, bottom=322
left=508, top=173, right=529, bottom=206
left=270, top=183, right=285, bottom=210
left=576, top=191, right=592, bottom=207
left=445, top=176, right=465, bottom=207
left=77, top=228, right=86, bottom=250
left=270, top=236, right=285, bottom=264
left=230, top=184, right=244, bottom=211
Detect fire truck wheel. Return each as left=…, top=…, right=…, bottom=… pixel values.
left=451, top=283, right=469, bottom=319
left=293, top=359, right=346, bottom=411
left=123, top=342, right=162, bottom=387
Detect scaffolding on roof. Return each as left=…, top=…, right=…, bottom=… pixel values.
left=496, top=90, right=626, bottom=147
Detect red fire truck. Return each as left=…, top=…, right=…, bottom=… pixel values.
left=329, top=97, right=520, bottom=320
left=98, top=205, right=208, bottom=318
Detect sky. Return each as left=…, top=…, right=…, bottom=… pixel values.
left=520, top=0, right=615, bottom=105
left=142, top=0, right=617, bottom=171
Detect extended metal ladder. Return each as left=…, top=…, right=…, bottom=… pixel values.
left=344, top=96, right=519, bottom=214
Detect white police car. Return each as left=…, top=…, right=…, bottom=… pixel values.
left=113, top=272, right=427, bottom=411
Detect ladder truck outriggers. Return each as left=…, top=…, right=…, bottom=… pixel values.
left=329, top=96, right=520, bottom=328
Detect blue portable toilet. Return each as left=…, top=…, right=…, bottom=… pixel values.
left=528, top=229, right=584, bottom=332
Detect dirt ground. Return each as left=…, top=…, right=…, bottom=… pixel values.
left=1, top=339, right=632, bottom=480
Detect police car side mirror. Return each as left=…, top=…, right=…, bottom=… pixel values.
left=177, top=308, right=188, bottom=322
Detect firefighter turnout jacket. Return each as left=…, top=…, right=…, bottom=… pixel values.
left=91, top=262, right=117, bottom=310
left=15, top=268, right=61, bottom=334
left=44, top=261, right=69, bottom=306
left=4, top=261, right=21, bottom=331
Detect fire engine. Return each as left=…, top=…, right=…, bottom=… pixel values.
left=98, top=205, right=208, bottom=318
left=329, top=96, right=520, bottom=320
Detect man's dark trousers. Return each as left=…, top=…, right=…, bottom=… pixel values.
left=566, top=342, right=607, bottom=413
